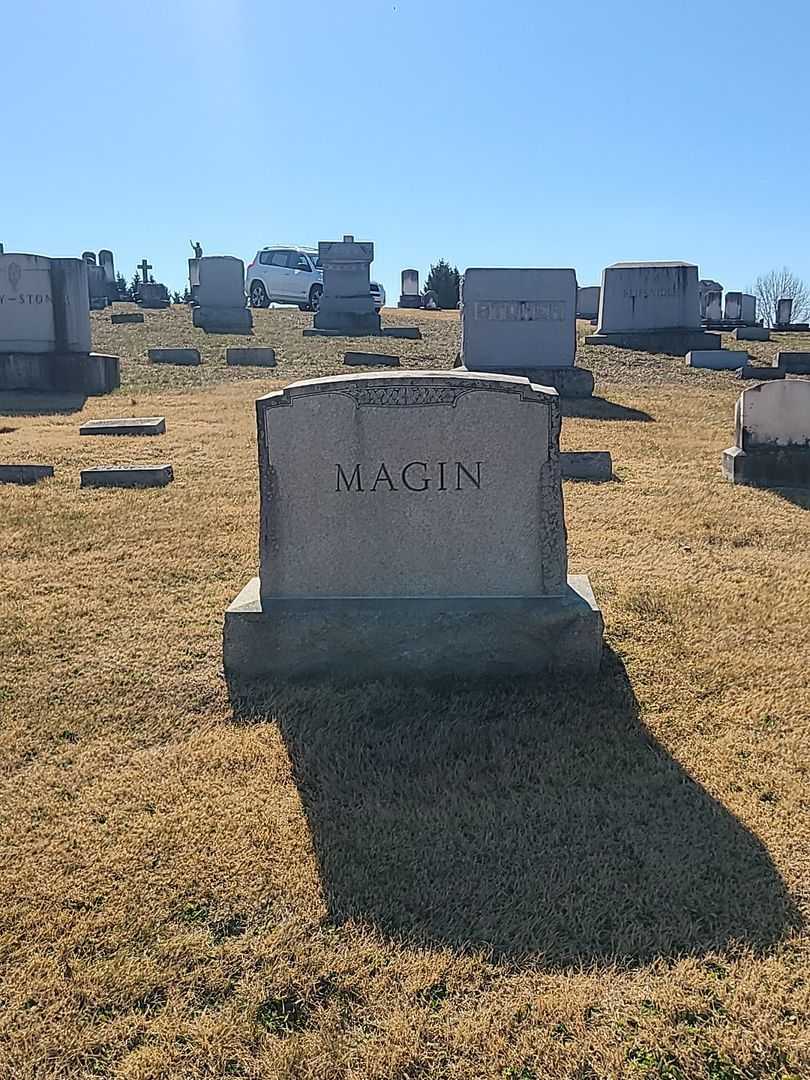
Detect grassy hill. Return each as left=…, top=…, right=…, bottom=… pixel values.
left=0, top=307, right=807, bottom=1079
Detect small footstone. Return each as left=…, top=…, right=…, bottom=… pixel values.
left=686, top=350, right=749, bottom=370
left=774, top=352, right=810, bottom=374
left=0, top=464, right=54, bottom=484
left=226, top=347, right=276, bottom=367
left=111, top=313, right=145, bottom=325
left=382, top=327, right=422, bottom=340
left=148, top=349, right=200, bottom=365
left=344, top=352, right=400, bottom=367
left=737, top=366, right=785, bottom=380
left=80, top=417, right=166, bottom=436
left=560, top=451, right=613, bottom=481
left=80, top=465, right=174, bottom=488
left=733, top=326, right=769, bottom=342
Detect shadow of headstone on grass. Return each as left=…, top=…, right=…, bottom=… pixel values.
left=230, top=650, right=798, bottom=966
left=561, top=397, right=654, bottom=422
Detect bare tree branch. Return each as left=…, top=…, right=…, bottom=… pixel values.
left=748, top=267, right=810, bottom=326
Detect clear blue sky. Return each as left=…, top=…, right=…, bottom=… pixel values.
left=4, top=0, right=809, bottom=300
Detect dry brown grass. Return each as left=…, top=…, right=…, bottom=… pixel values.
left=0, top=308, right=808, bottom=1079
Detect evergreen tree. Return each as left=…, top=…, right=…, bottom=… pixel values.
left=171, top=290, right=182, bottom=304
left=424, top=260, right=461, bottom=309
left=115, top=272, right=128, bottom=300
left=129, top=272, right=141, bottom=298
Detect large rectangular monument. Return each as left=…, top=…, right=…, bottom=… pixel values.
left=458, top=268, right=593, bottom=397
left=224, top=371, right=604, bottom=683
left=586, top=262, right=719, bottom=354
left=0, top=253, right=119, bottom=396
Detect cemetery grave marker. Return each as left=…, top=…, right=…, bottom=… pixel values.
left=223, top=370, right=604, bottom=683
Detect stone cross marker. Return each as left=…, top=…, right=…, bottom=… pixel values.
left=223, top=370, right=603, bottom=682
left=139, top=259, right=152, bottom=283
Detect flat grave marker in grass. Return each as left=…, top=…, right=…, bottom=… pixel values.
left=0, top=463, right=54, bottom=484
left=148, top=348, right=200, bottom=366
left=226, top=347, right=276, bottom=367
left=79, top=416, right=166, bottom=436
left=80, top=464, right=174, bottom=488
left=224, top=370, right=603, bottom=683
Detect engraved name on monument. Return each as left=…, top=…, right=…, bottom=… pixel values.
left=256, top=372, right=567, bottom=600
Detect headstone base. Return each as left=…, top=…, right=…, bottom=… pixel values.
left=398, top=295, right=422, bottom=309
left=192, top=306, right=253, bottom=334
left=139, top=299, right=170, bottom=310
left=773, top=324, right=810, bottom=333
left=722, top=446, right=810, bottom=488
left=223, top=575, right=604, bottom=684
left=585, top=329, right=720, bottom=355
left=311, top=310, right=381, bottom=336
left=456, top=364, right=594, bottom=398
left=0, top=352, right=120, bottom=395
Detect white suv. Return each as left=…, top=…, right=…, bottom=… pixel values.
left=246, top=245, right=386, bottom=312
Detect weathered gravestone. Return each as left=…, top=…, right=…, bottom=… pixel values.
left=576, top=285, right=600, bottom=320
left=191, top=256, right=253, bottom=333
left=307, top=236, right=381, bottom=336
left=740, top=293, right=757, bottom=324
left=0, top=253, right=119, bottom=395
left=776, top=298, right=793, bottom=327
left=724, top=292, right=743, bottom=322
left=458, top=268, right=593, bottom=397
left=398, top=269, right=422, bottom=309
left=87, top=264, right=108, bottom=309
left=699, top=279, right=724, bottom=322
left=723, top=379, right=810, bottom=487
left=223, top=371, right=604, bottom=683
left=139, top=282, right=170, bottom=309
left=585, top=262, right=719, bottom=354
left=98, top=249, right=117, bottom=302
left=188, top=258, right=200, bottom=302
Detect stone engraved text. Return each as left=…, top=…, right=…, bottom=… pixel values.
left=473, top=300, right=566, bottom=322
left=336, top=461, right=483, bottom=493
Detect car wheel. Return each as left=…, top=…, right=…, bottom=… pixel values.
left=309, top=284, right=323, bottom=312
left=249, top=281, right=269, bottom=308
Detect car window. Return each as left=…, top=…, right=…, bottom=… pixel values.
left=289, top=252, right=311, bottom=271
left=270, top=250, right=291, bottom=267
left=259, top=250, right=274, bottom=265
